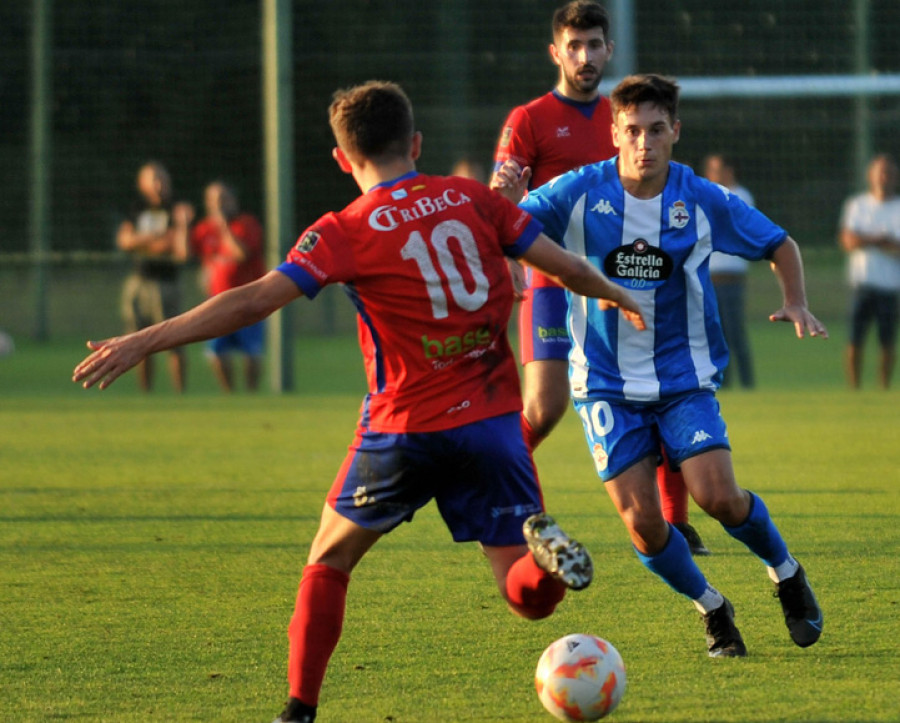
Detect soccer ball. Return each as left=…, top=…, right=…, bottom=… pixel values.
left=535, top=633, right=626, bottom=721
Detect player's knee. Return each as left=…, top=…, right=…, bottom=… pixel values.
left=697, top=488, right=748, bottom=527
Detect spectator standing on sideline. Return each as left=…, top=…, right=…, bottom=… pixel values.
left=494, top=73, right=826, bottom=658
left=491, top=0, right=710, bottom=556
left=116, top=161, right=191, bottom=392
left=450, top=157, right=488, bottom=184
left=703, top=153, right=756, bottom=389
left=839, top=153, right=900, bottom=389
left=74, top=81, right=646, bottom=723
left=188, top=182, right=266, bottom=392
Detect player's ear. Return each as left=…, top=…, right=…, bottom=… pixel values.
left=332, top=147, right=353, bottom=174
left=548, top=41, right=561, bottom=67
left=672, top=119, right=681, bottom=144
left=410, top=132, right=423, bottom=162
left=606, top=39, right=615, bottom=62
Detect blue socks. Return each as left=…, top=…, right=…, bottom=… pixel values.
left=635, top=523, right=708, bottom=600
left=723, top=491, right=789, bottom=568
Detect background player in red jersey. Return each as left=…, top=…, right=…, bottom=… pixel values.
left=187, top=181, right=266, bottom=392
left=73, top=81, right=644, bottom=723
left=491, top=0, right=709, bottom=555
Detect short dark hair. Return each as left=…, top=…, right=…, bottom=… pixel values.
left=328, top=81, right=414, bottom=163
left=610, top=74, right=680, bottom=125
left=552, top=1, right=610, bottom=42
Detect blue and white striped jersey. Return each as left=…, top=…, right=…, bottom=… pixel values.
left=520, top=159, right=787, bottom=403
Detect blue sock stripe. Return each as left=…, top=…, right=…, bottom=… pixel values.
left=723, top=491, right=789, bottom=568
left=636, top=523, right=708, bottom=600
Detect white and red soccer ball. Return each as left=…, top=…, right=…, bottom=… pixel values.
left=535, top=633, right=626, bottom=721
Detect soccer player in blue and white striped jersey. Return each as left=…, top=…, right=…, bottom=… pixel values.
left=495, top=73, right=827, bottom=657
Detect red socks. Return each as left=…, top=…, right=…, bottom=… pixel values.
left=657, top=450, right=689, bottom=525
left=505, top=551, right=567, bottom=619
left=287, top=564, right=350, bottom=705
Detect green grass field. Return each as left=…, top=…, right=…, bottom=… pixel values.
left=1, top=321, right=898, bottom=722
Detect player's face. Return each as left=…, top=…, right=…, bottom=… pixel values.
left=550, top=27, right=613, bottom=101
left=612, top=102, right=680, bottom=197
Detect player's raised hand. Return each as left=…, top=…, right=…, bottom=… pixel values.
left=490, top=160, right=531, bottom=204
left=768, top=304, right=829, bottom=339
left=73, top=334, right=150, bottom=390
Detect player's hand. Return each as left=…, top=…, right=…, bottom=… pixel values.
left=768, top=304, right=828, bottom=339
left=490, top=160, right=531, bottom=204
left=72, top=335, right=150, bottom=390
left=506, top=258, right=528, bottom=301
left=598, top=291, right=646, bottom=331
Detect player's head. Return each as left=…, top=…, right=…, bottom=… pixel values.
left=329, top=81, right=416, bottom=166
left=611, top=74, right=681, bottom=191
left=137, top=161, right=171, bottom=205
left=549, top=1, right=613, bottom=101
left=204, top=181, right=239, bottom=219
left=866, top=153, right=898, bottom=198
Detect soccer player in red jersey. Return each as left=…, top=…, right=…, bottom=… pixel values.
left=73, top=81, right=644, bottom=723
left=188, top=181, right=266, bottom=391
left=492, top=0, right=709, bottom=555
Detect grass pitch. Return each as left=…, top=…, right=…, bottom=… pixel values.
left=1, top=328, right=898, bottom=722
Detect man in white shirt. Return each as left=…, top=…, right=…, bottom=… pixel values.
left=839, top=153, right=900, bottom=389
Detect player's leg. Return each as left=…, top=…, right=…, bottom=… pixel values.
left=521, top=360, right=571, bottom=448
left=605, top=456, right=745, bottom=657
left=577, top=398, right=742, bottom=657
left=519, top=275, right=571, bottom=449
left=279, top=427, right=431, bottom=723
left=278, top=505, right=382, bottom=723
left=657, top=450, right=710, bottom=556
left=666, top=395, right=822, bottom=649
left=437, top=412, right=592, bottom=620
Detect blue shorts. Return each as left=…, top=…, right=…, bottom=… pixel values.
left=574, top=391, right=730, bottom=482
left=519, top=268, right=570, bottom=364
left=327, top=412, right=544, bottom=546
left=207, top=320, right=265, bottom=357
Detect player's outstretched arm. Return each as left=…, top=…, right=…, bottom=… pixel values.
left=519, top=234, right=646, bottom=331
left=767, top=236, right=828, bottom=339
left=73, top=270, right=301, bottom=390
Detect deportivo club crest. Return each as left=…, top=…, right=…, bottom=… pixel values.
left=668, top=201, right=690, bottom=229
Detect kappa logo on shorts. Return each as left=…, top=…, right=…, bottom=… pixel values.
left=691, top=430, right=713, bottom=445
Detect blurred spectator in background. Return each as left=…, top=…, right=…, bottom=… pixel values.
left=116, top=161, right=191, bottom=392
left=188, top=181, right=266, bottom=392
left=839, top=153, right=900, bottom=389
left=450, top=157, right=488, bottom=184
left=703, top=153, right=756, bottom=389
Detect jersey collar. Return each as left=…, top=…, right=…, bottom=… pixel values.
left=367, top=170, right=420, bottom=194
left=551, top=89, right=601, bottom=119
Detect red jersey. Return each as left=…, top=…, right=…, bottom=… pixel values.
left=278, top=172, right=543, bottom=434
left=493, top=90, right=617, bottom=188
left=190, top=213, right=265, bottom=296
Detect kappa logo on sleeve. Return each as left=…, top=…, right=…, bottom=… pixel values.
left=500, top=126, right=513, bottom=147
left=295, top=230, right=321, bottom=253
